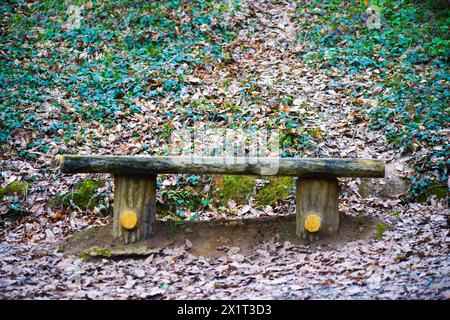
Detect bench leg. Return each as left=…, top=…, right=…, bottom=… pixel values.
left=113, top=175, right=157, bottom=244
left=296, top=177, right=339, bottom=241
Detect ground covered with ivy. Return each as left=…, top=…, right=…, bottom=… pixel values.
left=0, top=0, right=449, bottom=299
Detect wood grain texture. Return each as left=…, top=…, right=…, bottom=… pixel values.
left=60, top=155, right=385, bottom=178
left=296, top=178, right=339, bottom=241
left=113, top=175, right=156, bottom=244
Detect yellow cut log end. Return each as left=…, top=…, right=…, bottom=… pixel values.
left=120, top=211, right=138, bottom=230
left=304, top=214, right=321, bottom=232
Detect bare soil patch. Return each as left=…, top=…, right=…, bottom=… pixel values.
left=65, top=214, right=381, bottom=259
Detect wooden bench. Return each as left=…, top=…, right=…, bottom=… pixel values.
left=59, top=156, right=385, bottom=243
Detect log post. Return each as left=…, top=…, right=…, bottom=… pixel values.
left=296, top=177, right=339, bottom=241
left=113, top=175, right=156, bottom=244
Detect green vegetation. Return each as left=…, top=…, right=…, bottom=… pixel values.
left=416, top=184, right=448, bottom=203
left=0, top=0, right=238, bottom=157
left=1, top=0, right=447, bottom=222
left=0, top=181, right=30, bottom=200
left=72, top=179, right=105, bottom=210
left=0, top=181, right=30, bottom=217
left=377, top=222, right=388, bottom=239
left=157, top=174, right=214, bottom=218
left=388, top=210, right=400, bottom=217
left=79, top=247, right=111, bottom=260
left=159, top=187, right=203, bottom=216
left=295, top=0, right=449, bottom=200
left=156, top=175, right=294, bottom=218
left=212, top=175, right=294, bottom=207
left=212, top=175, right=256, bottom=205
left=255, top=177, right=294, bottom=206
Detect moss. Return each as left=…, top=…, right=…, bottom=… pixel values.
left=211, top=176, right=294, bottom=207
left=72, top=179, right=105, bottom=210
left=89, top=247, right=111, bottom=257
left=0, top=181, right=30, bottom=200
left=388, top=210, right=400, bottom=218
left=377, top=223, right=388, bottom=239
left=79, top=247, right=111, bottom=260
left=7, top=181, right=29, bottom=195
left=78, top=252, right=90, bottom=261
left=255, top=177, right=294, bottom=206
left=212, top=175, right=256, bottom=205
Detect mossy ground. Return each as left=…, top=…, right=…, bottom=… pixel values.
left=155, top=175, right=295, bottom=218
left=255, top=177, right=294, bottom=206
left=71, top=179, right=106, bottom=211
left=376, top=222, right=390, bottom=239
left=212, top=175, right=256, bottom=205
left=0, top=181, right=30, bottom=200
left=212, top=175, right=294, bottom=207
left=0, top=181, right=31, bottom=219
left=79, top=247, right=111, bottom=261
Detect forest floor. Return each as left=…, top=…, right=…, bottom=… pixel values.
left=0, top=0, right=449, bottom=299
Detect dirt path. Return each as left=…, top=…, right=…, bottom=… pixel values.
left=0, top=0, right=448, bottom=300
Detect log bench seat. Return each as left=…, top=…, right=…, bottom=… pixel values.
left=59, top=155, right=385, bottom=244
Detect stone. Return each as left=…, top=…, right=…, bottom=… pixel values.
left=358, top=163, right=408, bottom=199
